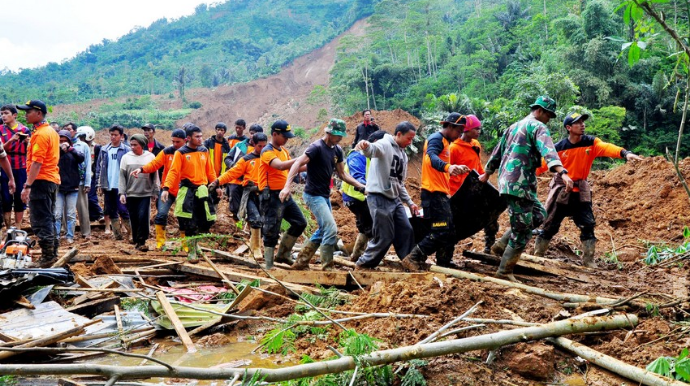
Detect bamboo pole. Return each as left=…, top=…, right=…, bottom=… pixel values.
left=431, top=266, right=645, bottom=307
left=548, top=336, right=686, bottom=386
left=0, top=315, right=637, bottom=382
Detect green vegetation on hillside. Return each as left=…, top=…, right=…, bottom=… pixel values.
left=329, top=0, right=690, bottom=156
left=0, top=0, right=373, bottom=105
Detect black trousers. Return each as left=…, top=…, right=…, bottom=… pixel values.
left=260, top=190, right=306, bottom=248
left=227, top=183, right=243, bottom=217
left=246, top=193, right=262, bottom=229
left=345, top=199, right=373, bottom=238
left=126, top=196, right=151, bottom=246
left=541, top=192, right=596, bottom=241
left=30, top=180, right=58, bottom=248
left=418, top=190, right=455, bottom=256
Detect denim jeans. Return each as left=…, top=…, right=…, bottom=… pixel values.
left=154, top=191, right=175, bottom=226
left=303, top=192, right=337, bottom=246
left=55, top=190, right=78, bottom=240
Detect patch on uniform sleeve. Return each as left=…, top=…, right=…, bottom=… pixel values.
left=431, top=221, right=448, bottom=228
left=33, top=143, right=39, bottom=153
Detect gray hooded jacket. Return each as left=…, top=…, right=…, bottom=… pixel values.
left=360, top=133, right=414, bottom=205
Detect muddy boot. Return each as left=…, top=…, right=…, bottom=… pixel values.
left=533, top=236, right=551, bottom=257
left=483, top=234, right=495, bottom=254
left=123, top=220, right=133, bottom=244
left=187, top=238, right=199, bottom=264
left=435, top=247, right=459, bottom=270
left=292, top=240, right=320, bottom=270
left=180, top=231, right=189, bottom=253
left=155, top=225, right=166, bottom=250
left=401, top=245, right=426, bottom=272
left=111, top=218, right=123, bottom=241
left=349, top=233, right=369, bottom=262
left=264, top=247, right=275, bottom=269
left=275, top=234, right=298, bottom=265
left=37, top=240, right=57, bottom=267
left=321, top=244, right=335, bottom=271
left=490, top=230, right=511, bottom=257
left=581, top=239, right=597, bottom=268
left=496, top=246, right=524, bottom=283
left=249, top=228, right=263, bottom=259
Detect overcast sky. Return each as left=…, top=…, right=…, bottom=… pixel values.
left=0, top=0, right=208, bottom=72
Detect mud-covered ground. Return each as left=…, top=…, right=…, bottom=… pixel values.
left=47, top=154, right=689, bottom=385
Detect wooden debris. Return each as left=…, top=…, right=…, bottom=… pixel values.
left=155, top=291, right=196, bottom=353
left=72, top=280, right=119, bottom=305
left=13, top=296, right=35, bottom=310
left=51, top=248, right=79, bottom=268
left=232, top=244, right=249, bottom=255
left=334, top=257, right=356, bottom=268
left=0, top=319, right=101, bottom=361
left=463, top=250, right=592, bottom=283
left=202, top=247, right=260, bottom=269
left=66, top=297, right=120, bottom=317
left=199, top=250, right=241, bottom=295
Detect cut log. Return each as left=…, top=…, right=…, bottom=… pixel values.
left=0, top=314, right=637, bottom=381
left=334, top=257, right=356, bottom=268
left=548, top=336, right=686, bottom=386
left=51, top=248, right=79, bottom=268
left=154, top=291, right=196, bottom=353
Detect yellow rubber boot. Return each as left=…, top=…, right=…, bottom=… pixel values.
left=250, top=228, right=263, bottom=259
left=155, top=225, right=166, bottom=250
left=180, top=231, right=189, bottom=253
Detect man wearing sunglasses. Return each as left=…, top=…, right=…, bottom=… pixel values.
left=402, top=112, right=469, bottom=271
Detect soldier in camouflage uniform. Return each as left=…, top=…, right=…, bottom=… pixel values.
left=479, top=96, right=573, bottom=282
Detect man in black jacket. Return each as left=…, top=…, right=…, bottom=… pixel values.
left=353, top=109, right=380, bottom=146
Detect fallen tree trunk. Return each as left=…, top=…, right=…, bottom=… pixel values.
left=0, top=314, right=636, bottom=382
left=548, top=336, right=686, bottom=386
left=431, top=265, right=646, bottom=308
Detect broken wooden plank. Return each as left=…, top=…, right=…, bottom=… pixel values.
left=74, top=274, right=94, bottom=289
left=66, top=297, right=120, bottom=318
left=232, top=244, right=249, bottom=255
left=199, top=250, right=241, bottom=295
left=175, top=263, right=319, bottom=294
left=72, top=280, right=119, bottom=305
left=114, top=305, right=125, bottom=348
left=155, top=291, right=197, bottom=353
left=13, top=296, right=35, bottom=310
left=202, top=247, right=261, bottom=269
left=0, top=319, right=101, bottom=361
left=270, top=269, right=348, bottom=286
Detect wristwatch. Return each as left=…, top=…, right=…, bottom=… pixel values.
left=24, top=184, right=31, bottom=188
left=557, top=169, right=568, bottom=176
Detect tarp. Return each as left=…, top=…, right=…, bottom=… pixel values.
left=410, top=170, right=506, bottom=243
left=0, top=267, right=74, bottom=302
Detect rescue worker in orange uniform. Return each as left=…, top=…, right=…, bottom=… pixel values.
left=210, top=132, right=268, bottom=259
left=161, top=125, right=221, bottom=262
left=534, top=112, right=642, bottom=267
left=131, top=129, right=187, bottom=250
left=402, top=112, right=469, bottom=270
left=448, top=114, right=499, bottom=253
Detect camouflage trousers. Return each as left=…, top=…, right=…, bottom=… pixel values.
left=505, top=195, right=546, bottom=250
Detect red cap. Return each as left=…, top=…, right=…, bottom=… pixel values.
left=463, top=115, right=481, bottom=132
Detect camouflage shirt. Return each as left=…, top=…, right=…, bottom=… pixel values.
left=485, top=113, right=562, bottom=200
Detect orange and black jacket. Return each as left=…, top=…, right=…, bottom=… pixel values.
left=218, top=152, right=260, bottom=187
left=142, top=145, right=178, bottom=196
left=421, top=131, right=452, bottom=194
left=163, top=145, right=217, bottom=191
left=537, top=135, right=627, bottom=192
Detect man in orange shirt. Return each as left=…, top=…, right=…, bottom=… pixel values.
left=210, top=132, right=268, bottom=259
left=448, top=115, right=499, bottom=253
left=17, top=100, right=60, bottom=265
left=258, top=120, right=307, bottom=268
left=533, top=112, right=642, bottom=267
left=131, top=129, right=186, bottom=249
left=161, top=125, right=220, bottom=262
left=402, top=113, right=469, bottom=271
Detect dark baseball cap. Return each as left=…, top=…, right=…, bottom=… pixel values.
left=16, top=100, right=47, bottom=115
left=440, top=112, right=466, bottom=126
left=563, top=112, right=590, bottom=127
left=141, top=123, right=155, bottom=131
left=171, top=129, right=186, bottom=139
left=271, top=120, right=295, bottom=138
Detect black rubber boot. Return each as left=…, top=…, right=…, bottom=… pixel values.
left=435, top=247, right=459, bottom=269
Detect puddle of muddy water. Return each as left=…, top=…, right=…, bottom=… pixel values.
left=82, top=338, right=298, bottom=385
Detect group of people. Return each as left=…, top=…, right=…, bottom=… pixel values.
left=5, top=99, right=641, bottom=276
